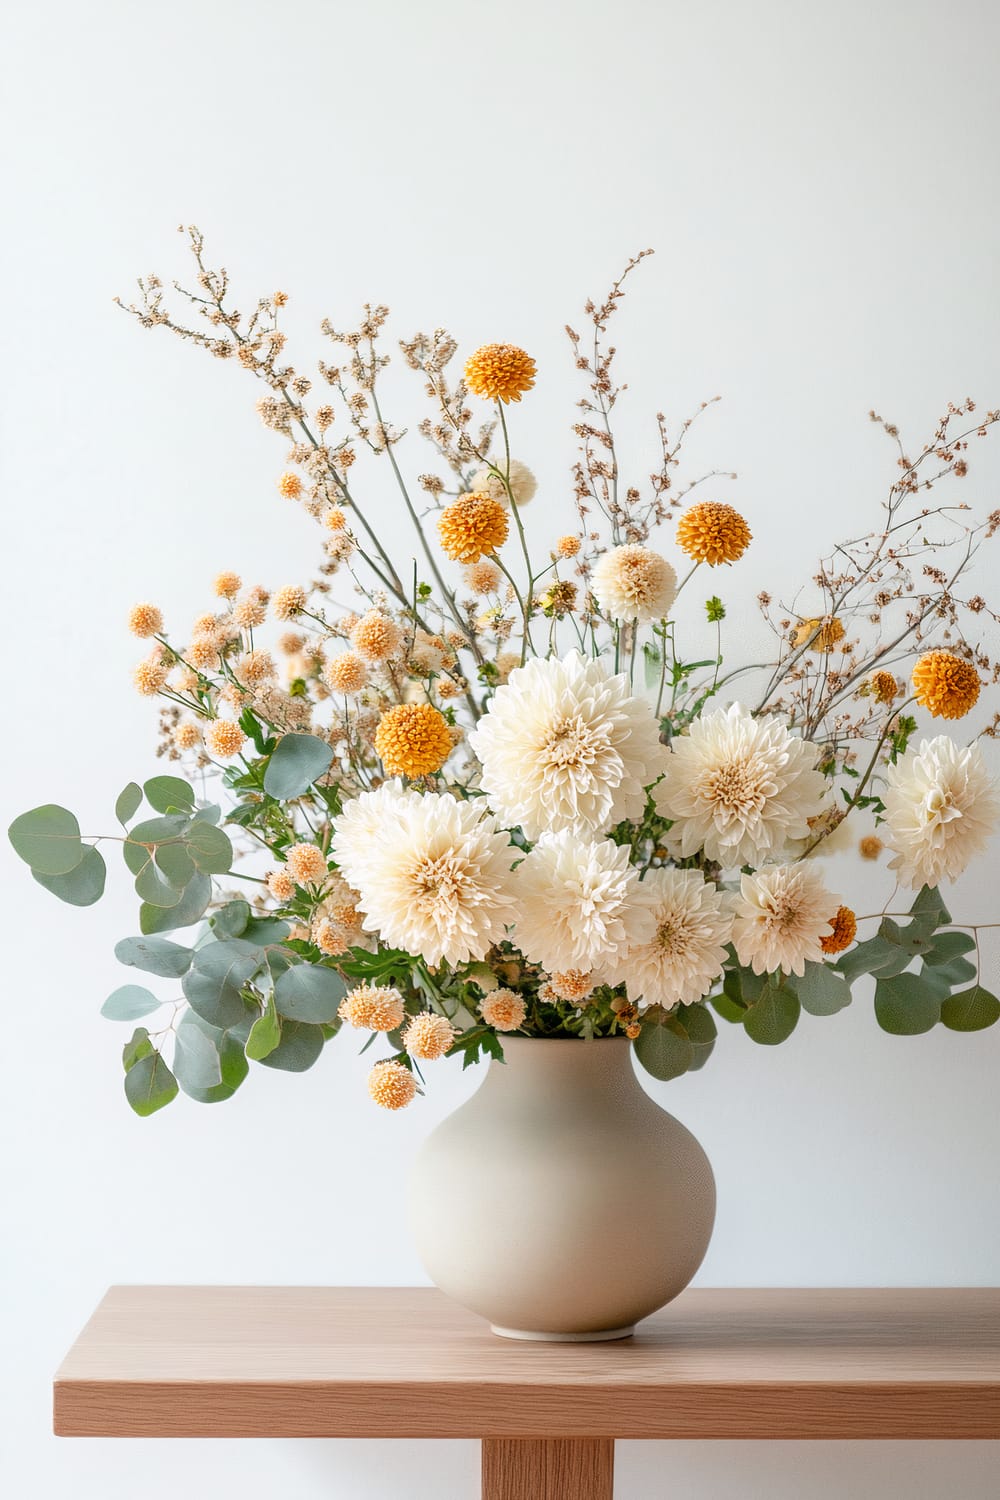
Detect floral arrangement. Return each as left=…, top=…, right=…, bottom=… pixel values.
left=10, top=230, right=1000, bottom=1116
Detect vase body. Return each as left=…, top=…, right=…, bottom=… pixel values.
left=408, top=1036, right=715, bottom=1340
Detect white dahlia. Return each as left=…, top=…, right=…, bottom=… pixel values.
left=731, top=863, right=841, bottom=977
left=883, top=736, right=1000, bottom=889
left=468, top=650, right=663, bottom=841
left=512, top=832, right=656, bottom=974
left=329, top=780, right=415, bottom=889
left=592, top=544, right=678, bottom=624
left=654, top=703, right=827, bottom=868
left=470, top=458, right=537, bottom=507
left=606, top=867, right=733, bottom=1010
left=331, top=788, right=518, bottom=966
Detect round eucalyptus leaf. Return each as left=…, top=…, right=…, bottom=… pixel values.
left=101, top=984, right=161, bottom=1021
left=143, top=776, right=196, bottom=814
left=273, top=962, right=347, bottom=1023
left=139, top=872, right=212, bottom=934
left=633, top=1016, right=694, bottom=1081
left=8, top=804, right=84, bottom=875
left=793, top=961, right=853, bottom=1017
left=155, top=842, right=196, bottom=888
left=263, top=733, right=334, bottom=799
left=115, top=783, right=143, bottom=826
left=134, top=858, right=185, bottom=909
left=185, top=820, right=233, bottom=875
left=245, top=1001, right=282, bottom=1061
left=181, top=940, right=262, bottom=1029
left=257, top=1019, right=325, bottom=1073
left=129, top=814, right=191, bottom=845
left=114, top=934, right=193, bottom=979
left=212, top=900, right=250, bottom=939
left=874, top=972, right=942, bottom=1035
left=33, top=845, right=107, bottom=906
left=123, top=1049, right=178, bottom=1117
left=940, top=985, right=1000, bottom=1033
left=743, top=983, right=800, bottom=1046
left=173, top=1011, right=224, bottom=1093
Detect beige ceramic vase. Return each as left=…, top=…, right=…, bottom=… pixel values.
left=408, top=1035, right=716, bottom=1341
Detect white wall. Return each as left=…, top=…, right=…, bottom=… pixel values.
left=2, top=1, right=999, bottom=1495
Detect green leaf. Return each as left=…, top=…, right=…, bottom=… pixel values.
left=102, top=985, right=160, bottom=1021
left=124, top=1049, right=178, bottom=1116
left=263, top=733, right=334, bottom=799
left=633, top=1015, right=694, bottom=1081
left=878, top=916, right=935, bottom=961
left=139, top=872, right=211, bottom=933
left=246, top=996, right=282, bottom=1061
left=940, top=985, right=1000, bottom=1033
left=185, top=820, right=233, bottom=875
left=911, top=884, right=951, bottom=928
left=676, top=1002, right=717, bottom=1071
left=928, top=955, right=978, bottom=989
left=836, top=935, right=912, bottom=982
left=710, top=991, right=746, bottom=1024
left=8, top=804, right=84, bottom=875
left=793, top=961, right=853, bottom=1017
left=115, top=935, right=193, bottom=978
left=128, top=814, right=190, bottom=845
left=134, top=858, right=185, bottom=909
left=122, top=1026, right=154, bottom=1070
left=256, top=1018, right=325, bottom=1072
left=181, top=940, right=262, bottom=1029
left=191, top=803, right=221, bottom=825
left=122, top=838, right=150, bottom=876
left=874, top=972, right=942, bottom=1036
left=143, top=776, right=196, bottom=814
left=743, top=981, right=800, bottom=1045
left=33, top=845, right=106, bottom=906
left=273, top=962, right=346, bottom=1024
left=212, top=900, right=251, bottom=939
left=155, top=843, right=195, bottom=887
left=923, top=931, right=977, bottom=966
left=242, top=917, right=290, bottom=944
left=115, top=783, right=143, bottom=826
left=642, top=643, right=662, bottom=691
left=173, top=1011, right=224, bottom=1092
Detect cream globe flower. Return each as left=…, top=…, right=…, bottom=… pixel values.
left=592, top=544, right=678, bottom=624
left=731, top=863, right=841, bottom=977
left=606, top=867, right=733, bottom=1010
left=654, top=703, right=828, bottom=868
left=331, top=787, right=518, bottom=967
left=470, top=458, right=537, bottom=507
left=512, top=832, right=656, bottom=975
left=883, top=736, right=1000, bottom=889
left=468, top=650, right=663, bottom=841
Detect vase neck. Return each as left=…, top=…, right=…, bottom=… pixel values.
left=484, top=1036, right=639, bottom=1106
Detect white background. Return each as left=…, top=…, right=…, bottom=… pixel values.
left=2, top=1, right=1000, bottom=1495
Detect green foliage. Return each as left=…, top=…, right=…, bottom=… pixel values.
left=940, top=986, right=1000, bottom=1033
left=115, top=783, right=143, bottom=825
left=212, top=900, right=251, bottom=939
left=124, top=1047, right=178, bottom=1117
left=139, top=872, right=212, bottom=932
left=33, top=845, right=107, bottom=906
left=743, top=978, right=800, bottom=1045
left=143, top=776, right=196, bottom=814
left=8, top=804, right=85, bottom=876
left=115, top=935, right=193, bottom=978
left=246, top=996, right=282, bottom=1061
left=102, top=985, right=161, bottom=1021
left=273, top=962, right=347, bottom=1024
left=633, top=1013, right=694, bottom=1080
left=676, top=1002, right=717, bottom=1070
left=791, top=962, right=852, bottom=1017
left=263, top=733, right=334, bottom=799
left=705, top=595, right=726, bottom=622
left=874, top=972, right=942, bottom=1035
left=256, top=1018, right=325, bottom=1072
left=181, top=940, right=262, bottom=1029
left=173, top=1010, right=249, bottom=1103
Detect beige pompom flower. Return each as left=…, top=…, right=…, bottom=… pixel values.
left=470, top=458, right=538, bottom=507
left=284, top=842, right=329, bottom=885
left=236, top=649, right=275, bottom=686
left=324, top=652, right=368, bottom=695
left=128, top=603, right=164, bottom=638
left=675, top=501, right=752, bottom=566
left=213, top=571, right=242, bottom=599
left=555, top=534, right=581, bottom=559
left=339, top=984, right=405, bottom=1032
left=375, top=703, right=453, bottom=778
left=548, top=970, right=593, bottom=1004
left=278, top=472, right=303, bottom=499
left=323, top=506, right=347, bottom=532
left=173, top=721, right=202, bottom=751
left=233, top=591, right=269, bottom=630
left=465, top=560, right=502, bottom=595
left=464, top=343, right=536, bottom=403
left=352, top=610, right=402, bottom=662
left=438, top=492, right=509, bottom=563
left=367, top=1060, right=417, bottom=1110
left=403, top=1012, right=457, bottom=1061
left=480, top=989, right=526, bottom=1031
left=272, top=585, right=307, bottom=621
left=133, top=653, right=168, bottom=696
left=205, top=719, right=246, bottom=758
left=266, top=869, right=296, bottom=901
left=592, top=544, right=677, bottom=623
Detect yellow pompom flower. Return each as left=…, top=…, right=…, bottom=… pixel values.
left=556, top=535, right=581, bottom=559
left=284, top=842, right=329, bottom=885
left=278, top=472, right=303, bottom=499
left=367, top=1059, right=417, bottom=1110
left=794, top=616, right=846, bottom=652
left=911, top=650, right=981, bottom=720
left=438, top=492, right=509, bottom=563
left=352, top=610, right=402, bottom=662
left=869, top=670, right=900, bottom=704
left=205, top=719, right=246, bottom=758
left=272, top=585, right=307, bottom=621
left=133, top=654, right=168, bottom=696
left=128, top=603, right=164, bottom=638
left=340, top=984, right=406, bottom=1032
left=480, top=988, right=526, bottom=1032
left=374, top=703, right=452, bottom=777
left=820, top=905, right=858, bottom=955
left=324, top=651, right=368, bottom=694
left=213, top=571, right=242, bottom=599
left=324, top=506, right=347, bottom=532
left=675, top=501, right=752, bottom=566
left=464, top=343, right=536, bottom=403
left=402, top=1012, right=457, bottom=1061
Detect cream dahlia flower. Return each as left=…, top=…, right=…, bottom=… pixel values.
left=606, top=867, right=733, bottom=1010
left=592, top=544, right=678, bottom=624
left=512, top=832, right=656, bottom=975
left=654, top=703, right=828, bottom=868
left=883, top=736, right=1000, bottom=889
left=470, top=458, right=537, bottom=507
left=468, top=651, right=663, bottom=841
left=731, top=863, right=841, bottom=977
left=331, top=787, right=518, bottom=966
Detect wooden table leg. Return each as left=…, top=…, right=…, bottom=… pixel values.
left=482, top=1438, right=614, bottom=1500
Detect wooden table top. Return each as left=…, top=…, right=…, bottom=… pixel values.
left=54, top=1286, right=1000, bottom=1440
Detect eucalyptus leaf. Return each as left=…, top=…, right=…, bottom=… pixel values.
left=243, top=917, right=291, bottom=944
left=793, top=962, right=853, bottom=1017
left=139, top=872, right=212, bottom=934
left=143, top=776, right=196, bottom=814
left=743, top=982, right=800, bottom=1046
left=122, top=838, right=150, bottom=876
left=632, top=1015, right=694, bottom=1081
left=185, top=820, right=233, bottom=875
left=910, top=884, right=951, bottom=928
left=129, top=814, right=190, bottom=845
left=256, top=1018, right=325, bottom=1073
left=874, top=972, right=942, bottom=1035
left=115, top=783, right=143, bottom=826
left=263, top=733, right=334, bottom=799
left=836, top=935, right=912, bottom=982
left=923, top=931, right=977, bottom=966
left=134, top=859, right=185, bottom=909
left=710, top=991, right=746, bottom=1024
left=155, top=843, right=196, bottom=887
left=676, top=1002, right=717, bottom=1071
left=181, top=940, right=262, bottom=1029
left=8, top=804, right=84, bottom=875
left=212, top=900, right=250, bottom=939
left=940, top=985, right=1000, bottom=1033
left=274, top=962, right=346, bottom=1023
left=33, top=845, right=106, bottom=906
left=115, top=935, right=193, bottom=979
left=124, top=1049, right=178, bottom=1116
left=122, top=1026, right=154, bottom=1070
left=101, top=984, right=161, bottom=1021
left=246, top=998, right=282, bottom=1061
left=927, top=954, right=978, bottom=989
left=191, top=804, right=221, bottom=825
left=173, top=1011, right=224, bottom=1092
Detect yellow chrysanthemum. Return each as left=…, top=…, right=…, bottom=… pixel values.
left=795, top=616, right=846, bottom=652
left=278, top=472, right=303, bottom=499
left=128, top=603, right=164, bottom=638
left=367, top=1059, right=417, bottom=1110
left=464, top=343, right=536, bottom=403
left=869, top=670, right=900, bottom=704
left=205, top=719, right=245, bottom=758
left=402, top=1012, right=456, bottom=1061
left=324, top=651, right=368, bottom=694
left=374, top=703, right=452, bottom=777
left=911, top=650, right=981, bottom=720
left=437, top=492, right=509, bottom=564
left=340, top=984, right=405, bottom=1032
left=675, top=502, right=752, bottom=566
left=213, top=571, right=242, bottom=599
left=820, top=905, right=858, bottom=955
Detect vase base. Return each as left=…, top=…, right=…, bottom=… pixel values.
left=490, top=1322, right=636, bottom=1343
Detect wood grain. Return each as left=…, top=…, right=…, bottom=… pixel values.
left=53, top=1286, right=1000, bottom=1440
left=482, top=1439, right=614, bottom=1499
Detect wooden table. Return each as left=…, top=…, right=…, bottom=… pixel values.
left=54, top=1287, right=1000, bottom=1499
